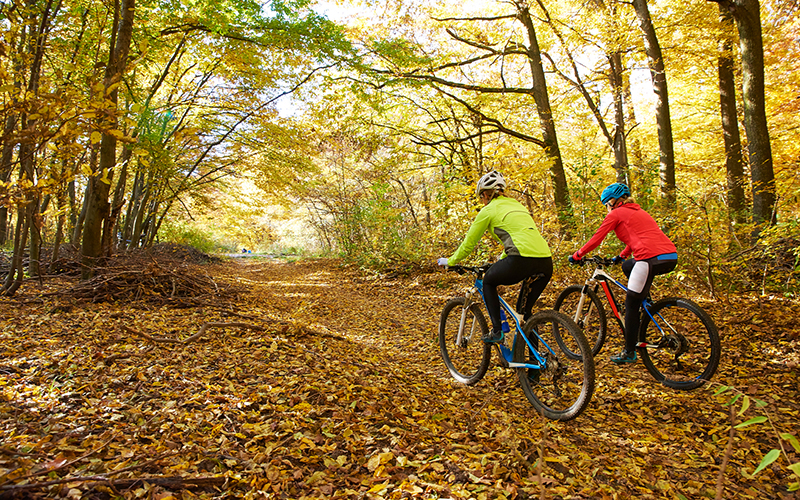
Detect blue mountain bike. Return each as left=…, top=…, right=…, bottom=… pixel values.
left=438, top=265, right=595, bottom=421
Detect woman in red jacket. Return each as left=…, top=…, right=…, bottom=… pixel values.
left=569, top=183, right=677, bottom=364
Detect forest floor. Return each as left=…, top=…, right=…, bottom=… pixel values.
left=0, top=253, right=799, bottom=499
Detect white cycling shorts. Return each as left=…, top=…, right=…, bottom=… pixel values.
left=628, top=260, right=650, bottom=294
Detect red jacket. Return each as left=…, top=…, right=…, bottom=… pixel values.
left=576, top=203, right=676, bottom=260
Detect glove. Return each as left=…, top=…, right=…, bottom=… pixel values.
left=437, top=258, right=449, bottom=267
left=611, top=255, right=625, bottom=265
left=568, top=252, right=583, bottom=266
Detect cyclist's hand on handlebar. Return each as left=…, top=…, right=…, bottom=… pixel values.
left=611, top=255, right=625, bottom=265
left=568, top=252, right=584, bottom=266
left=437, top=257, right=449, bottom=267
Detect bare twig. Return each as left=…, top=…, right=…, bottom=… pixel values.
left=715, top=403, right=736, bottom=500
left=6, top=435, right=116, bottom=483
left=0, top=452, right=181, bottom=493
left=539, top=415, right=547, bottom=500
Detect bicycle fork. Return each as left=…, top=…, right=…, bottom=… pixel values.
left=456, top=287, right=480, bottom=347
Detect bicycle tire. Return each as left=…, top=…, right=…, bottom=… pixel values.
left=554, top=285, right=607, bottom=356
left=514, top=310, right=595, bottom=421
left=439, top=297, right=491, bottom=385
left=638, top=297, right=720, bottom=390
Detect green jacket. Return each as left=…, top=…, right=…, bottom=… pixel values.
left=447, top=196, right=551, bottom=266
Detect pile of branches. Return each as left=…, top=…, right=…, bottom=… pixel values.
left=136, top=242, right=222, bottom=264
left=61, top=259, right=242, bottom=306
left=716, top=237, right=800, bottom=294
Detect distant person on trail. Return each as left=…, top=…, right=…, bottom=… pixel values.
left=436, top=170, right=553, bottom=344
left=568, top=182, right=677, bottom=364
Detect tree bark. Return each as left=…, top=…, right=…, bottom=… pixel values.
left=81, top=0, right=135, bottom=278
left=0, top=115, right=17, bottom=246
left=632, top=0, right=676, bottom=205
left=517, top=2, right=572, bottom=226
left=623, top=69, right=644, bottom=190
left=609, top=51, right=629, bottom=183
left=716, top=4, right=747, bottom=226
left=72, top=147, right=97, bottom=246
left=729, top=0, right=775, bottom=230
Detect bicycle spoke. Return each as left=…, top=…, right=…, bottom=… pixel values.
left=638, top=298, right=720, bottom=390
left=514, top=311, right=595, bottom=421
left=439, top=298, right=491, bottom=385
left=554, top=285, right=606, bottom=356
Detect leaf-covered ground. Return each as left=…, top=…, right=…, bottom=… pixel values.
left=1, top=257, right=798, bottom=499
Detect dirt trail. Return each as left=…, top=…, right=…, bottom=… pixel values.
left=226, top=258, right=797, bottom=499
left=0, top=257, right=796, bottom=499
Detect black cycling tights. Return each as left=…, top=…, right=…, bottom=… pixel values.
left=621, top=257, right=677, bottom=352
left=483, top=256, right=553, bottom=334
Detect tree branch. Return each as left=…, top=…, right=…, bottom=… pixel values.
left=434, top=87, right=547, bottom=147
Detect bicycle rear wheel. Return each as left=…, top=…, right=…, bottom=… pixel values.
left=514, top=311, right=595, bottom=421
left=439, top=297, right=491, bottom=385
left=638, top=297, right=720, bottom=390
left=554, top=285, right=607, bottom=356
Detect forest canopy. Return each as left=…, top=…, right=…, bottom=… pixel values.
left=0, top=0, right=798, bottom=295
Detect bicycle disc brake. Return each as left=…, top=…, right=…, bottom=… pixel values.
left=542, top=352, right=565, bottom=398
left=658, top=332, right=690, bottom=367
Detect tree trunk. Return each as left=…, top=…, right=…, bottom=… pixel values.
left=609, top=51, right=629, bottom=183
left=104, top=144, right=132, bottom=254
left=0, top=115, right=18, bottom=245
left=623, top=69, right=644, bottom=191
left=121, top=169, right=145, bottom=249
left=50, top=177, right=68, bottom=273
left=517, top=2, right=572, bottom=226
left=632, top=0, right=676, bottom=205
left=728, top=0, right=775, bottom=230
left=81, top=0, right=135, bottom=278
left=716, top=3, right=748, bottom=227
left=68, top=178, right=77, bottom=245
left=19, top=141, right=41, bottom=277
left=72, top=147, right=97, bottom=247
left=3, top=207, right=30, bottom=295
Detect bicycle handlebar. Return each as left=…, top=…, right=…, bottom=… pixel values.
left=580, top=256, right=619, bottom=267
left=446, top=264, right=492, bottom=276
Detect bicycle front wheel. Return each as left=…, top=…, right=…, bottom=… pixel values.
left=514, top=311, right=595, bottom=421
left=638, top=297, right=720, bottom=390
left=554, top=285, right=607, bottom=356
left=439, top=297, right=491, bottom=385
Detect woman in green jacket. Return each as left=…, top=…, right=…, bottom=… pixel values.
left=437, top=171, right=552, bottom=343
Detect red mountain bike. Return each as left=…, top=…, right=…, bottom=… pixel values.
left=555, top=256, right=720, bottom=390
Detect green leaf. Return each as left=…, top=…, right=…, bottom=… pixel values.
left=752, top=449, right=780, bottom=476
left=725, top=393, right=742, bottom=407
left=737, top=395, right=750, bottom=416
left=789, top=462, right=800, bottom=478
left=754, top=398, right=768, bottom=408
left=714, top=385, right=731, bottom=395
left=735, top=416, right=767, bottom=429
left=781, top=433, right=800, bottom=453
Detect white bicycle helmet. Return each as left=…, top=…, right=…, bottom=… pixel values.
left=475, top=170, right=506, bottom=196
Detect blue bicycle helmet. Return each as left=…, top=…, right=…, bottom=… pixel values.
left=600, top=182, right=631, bottom=206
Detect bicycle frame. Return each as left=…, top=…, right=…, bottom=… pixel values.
left=576, top=265, right=627, bottom=333
left=457, top=275, right=554, bottom=370
left=575, top=260, right=669, bottom=349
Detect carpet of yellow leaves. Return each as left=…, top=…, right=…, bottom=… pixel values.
left=0, top=257, right=798, bottom=499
